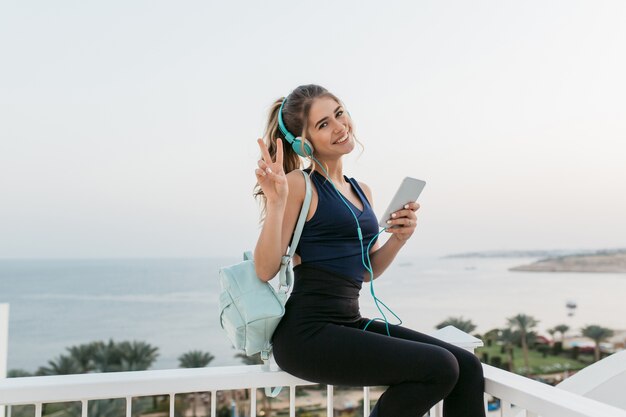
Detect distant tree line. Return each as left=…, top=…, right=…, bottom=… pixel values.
left=437, top=314, right=615, bottom=376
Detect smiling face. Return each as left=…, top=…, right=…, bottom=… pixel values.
left=306, top=96, right=354, bottom=158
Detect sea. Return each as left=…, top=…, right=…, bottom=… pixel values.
left=1, top=256, right=625, bottom=373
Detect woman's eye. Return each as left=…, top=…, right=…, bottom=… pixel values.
left=319, top=111, right=343, bottom=129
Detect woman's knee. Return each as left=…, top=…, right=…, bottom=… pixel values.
left=431, top=348, right=460, bottom=391
left=459, top=350, right=485, bottom=381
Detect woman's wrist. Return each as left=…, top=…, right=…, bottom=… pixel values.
left=389, top=233, right=408, bottom=247
left=266, top=199, right=287, bottom=212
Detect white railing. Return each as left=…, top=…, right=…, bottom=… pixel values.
left=483, top=364, right=626, bottom=417
left=2, top=326, right=625, bottom=417
left=2, top=363, right=626, bottom=417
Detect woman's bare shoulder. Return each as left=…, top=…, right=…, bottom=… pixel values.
left=357, top=180, right=374, bottom=205
left=286, top=169, right=307, bottom=199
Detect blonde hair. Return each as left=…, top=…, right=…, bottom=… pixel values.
left=253, top=84, right=363, bottom=220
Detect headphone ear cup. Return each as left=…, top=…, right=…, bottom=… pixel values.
left=292, top=137, right=314, bottom=157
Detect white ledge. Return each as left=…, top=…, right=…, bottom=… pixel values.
left=0, top=366, right=315, bottom=404
left=484, top=364, right=626, bottom=417
left=432, top=325, right=483, bottom=349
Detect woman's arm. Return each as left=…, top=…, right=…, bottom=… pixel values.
left=358, top=182, right=420, bottom=282
left=365, top=232, right=409, bottom=281
left=254, top=171, right=305, bottom=281
left=253, top=138, right=306, bottom=281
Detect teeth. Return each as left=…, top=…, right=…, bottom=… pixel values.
left=335, top=132, right=349, bottom=144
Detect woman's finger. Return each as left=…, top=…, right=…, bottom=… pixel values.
left=257, top=138, right=273, bottom=164
left=391, top=209, right=417, bottom=219
left=386, top=216, right=418, bottom=227
left=255, top=168, right=266, bottom=178
left=257, top=159, right=268, bottom=170
left=403, top=218, right=415, bottom=227
left=275, top=138, right=284, bottom=166
left=392, top=202, right=420, bottom=215
left=267, top=169, right=286, bottom=184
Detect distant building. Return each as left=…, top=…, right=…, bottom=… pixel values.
left=607, top=330, right=626, bottom=350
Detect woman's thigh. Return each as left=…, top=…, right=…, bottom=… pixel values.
left=359, top=320, right=464, bottom=352
left=360, top=319, right=483, bottom=375
left=279, top=321, right=459, bottom=387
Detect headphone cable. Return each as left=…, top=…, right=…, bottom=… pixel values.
left=310, top=156, right=402, bottom=336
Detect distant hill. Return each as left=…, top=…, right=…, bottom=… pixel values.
left=444, top=249, right=596, bottom=259
left=509, top=249, right=626, bottom=273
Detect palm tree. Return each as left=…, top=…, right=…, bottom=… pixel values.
left=581, top=325, right=614, bottom=361
left=66, top=343, right=97, bottom=373
left=33, top=339, right=160, bottom=417
left=498, top=328, right=518, bottom=371
left=117, top=340, right=159, bottom=371
left=91, top=340, right=123, bottom=372
left=7, top=369, right=33, bottom=378
left=234, top=352, right=263, bottom=365
left=507, top=314, right=539, bottom=375
left=554, top=324, right=570, bottom=342
left=435, top=317, right=477, bottom=334
left=481, top=328, right=500, bottom=347
left=36, top=354, right=81, bottom=375
left=178, top=350, right=214, bottom=368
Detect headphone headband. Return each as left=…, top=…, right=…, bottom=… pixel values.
left=277, top=96, right=314, bottom=157
left=277, top=97, right=295, bottom=144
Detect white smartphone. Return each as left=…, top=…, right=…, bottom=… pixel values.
left=378, top=177, right=426, bottom=228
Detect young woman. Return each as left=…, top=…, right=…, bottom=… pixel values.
left=253, top=84, right=485, bottom=417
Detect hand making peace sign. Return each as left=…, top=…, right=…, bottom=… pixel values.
left=255, top=138, right=288, bottom=205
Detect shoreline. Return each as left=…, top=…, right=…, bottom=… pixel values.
left=509, top=252, right=626, bottom=273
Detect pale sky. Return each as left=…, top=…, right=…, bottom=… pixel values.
left=1, top=1, right=625, bottom=259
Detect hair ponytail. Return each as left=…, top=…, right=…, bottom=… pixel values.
left=253, top=98, right=303, bottom=219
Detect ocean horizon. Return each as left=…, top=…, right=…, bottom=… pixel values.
left=1, top=256, right=625, bottom=373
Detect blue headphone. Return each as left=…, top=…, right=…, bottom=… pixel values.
left=277, top=97, right=315, bottom=157
left=277, top=95, right=402, bottom=336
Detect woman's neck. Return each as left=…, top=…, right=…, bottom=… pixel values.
left=313, top=157, right=346, bottom=185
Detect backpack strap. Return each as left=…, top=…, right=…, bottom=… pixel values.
left=260, top=344, right=283, bottom=397
left=278, top=170, right=312, bottom=289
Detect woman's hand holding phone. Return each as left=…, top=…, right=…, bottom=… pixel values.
left=379, top=177, right=425, bottom=242
left=385, top=202, right=420, bottom=242
left=255, top=138, right=288, bottom=206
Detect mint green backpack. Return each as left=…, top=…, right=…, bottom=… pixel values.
left=218, top=170, right=311, bottom=396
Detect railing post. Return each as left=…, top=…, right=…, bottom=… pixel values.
left=125, top=396, right=132, bottom=417
left=168, top=393, right=175, bottom=417
left=1, top=304, right=9, bottom=417
left=327, top=385, right=334, bottom=417
left=499, top=400, right=511, bottom=417
left=250, top=387, right=257, bottom=417
left=81, top=400, right=88, bottom=417
left=289, top=385, right=295, bottom=417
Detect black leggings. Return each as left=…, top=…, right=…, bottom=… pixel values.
left=271, top=264, right=486, bottom=417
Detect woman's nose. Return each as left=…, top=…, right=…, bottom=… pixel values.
left=332, top=119, right=346, bottom=132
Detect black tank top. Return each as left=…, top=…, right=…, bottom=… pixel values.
left=295, top=169, right=379, bottom=283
